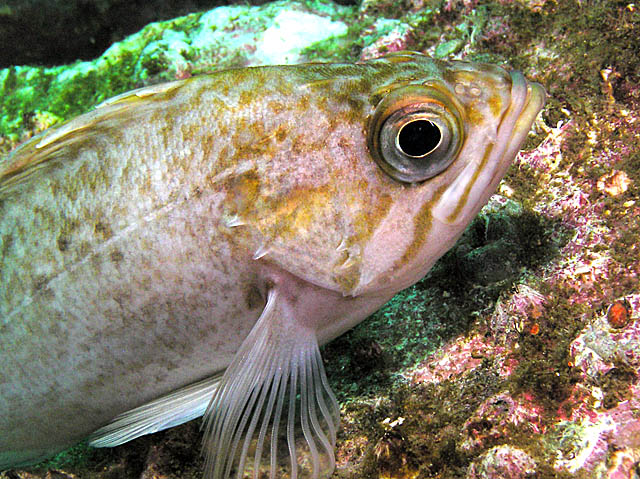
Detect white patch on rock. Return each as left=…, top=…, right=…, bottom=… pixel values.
left=256, top=10, right=347, bottom=64
left=553, top=416, right=616, bottom=474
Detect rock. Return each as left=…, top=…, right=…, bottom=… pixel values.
left=467, top=445, right=537, bottom=479
left=0, top=0, right=351, bottom=144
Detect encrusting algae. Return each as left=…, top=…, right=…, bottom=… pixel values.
left=0, top=52, right=544, bottom=478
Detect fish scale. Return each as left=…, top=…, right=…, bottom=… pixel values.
left=0, top=52, right=545, bottom=478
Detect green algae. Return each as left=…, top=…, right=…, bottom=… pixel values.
left=0, top=49, right=137, bottom=146
left=302, top=17, right=382, bottom=62
left=36, top=442, right=107, bottom=471
left=0, top=0, right=353, bottom=147
left=507, top=283, right=586, bottom=407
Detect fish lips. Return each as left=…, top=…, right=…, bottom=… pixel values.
left=432, top=71, right=546, bottom=226
left=492, top=71, right=546, bottom=188
left=501, top=71, right=546, bottom=171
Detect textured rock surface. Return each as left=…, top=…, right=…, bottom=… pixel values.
left=1, top=0, right=639, bottom=478
left=0, top=0, right=352, bottom=148
left=0, top=0, right=356, bottom=68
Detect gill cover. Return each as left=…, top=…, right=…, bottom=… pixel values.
left=368, top=85, right=465, bottom=183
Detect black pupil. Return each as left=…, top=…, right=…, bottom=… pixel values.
left=398, top=120, right=441, bottom=157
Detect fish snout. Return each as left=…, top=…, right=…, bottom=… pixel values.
left=431, top=69, right=545, bottom=227
left=508, top=70, right=546, bottom=143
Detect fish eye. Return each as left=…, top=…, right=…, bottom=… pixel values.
left=368, top=85, right=465, bottom=183
left=396, top=117, right=442, bottom=157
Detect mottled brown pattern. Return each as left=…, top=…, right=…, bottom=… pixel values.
left=0, top=52, right=543, bottom=469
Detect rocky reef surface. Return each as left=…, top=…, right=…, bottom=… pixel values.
left=1, top=0, right=639, bottom=478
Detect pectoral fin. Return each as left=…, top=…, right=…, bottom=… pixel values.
left=89, top=375, right=221, bottom=447
left=202, top=288, right=340, bottom=479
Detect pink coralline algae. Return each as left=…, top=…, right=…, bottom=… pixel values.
left=360, top=22, right=412, bottom=61
left=550, top=384, right=640, bottom=475
left=570, top=294, right=640, bottom=381
left=409, top=333, right=512, bottom=385
left=489, top=284, right=546, bottom=341
left=546, top=295, right=640, bottom=475
left=517, top=121, right=616, bottom=306
left=466, top=445, right=537, bottom=479
left=515, top=120, right=570, bottom=174
left=608, top=386, right=640, bottom=451
left=461, top=393, right=544, bottom=452
left=606, top=447, right=640, bottom=479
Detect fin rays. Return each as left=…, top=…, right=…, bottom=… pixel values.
left=202, top=290, right=339, bottom=479
left=89, top=375, right=221, bottom=447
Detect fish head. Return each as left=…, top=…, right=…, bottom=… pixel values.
left=197, top=55, right=545, bottom=479
left=342, top=53, right=546, bottom=296
left=220, top=53, right=543, bottom=300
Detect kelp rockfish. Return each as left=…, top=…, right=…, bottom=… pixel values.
left=0, top=52, right=544, bottom=478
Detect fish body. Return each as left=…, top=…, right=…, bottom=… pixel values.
left=0, top=52, right=544, bottom=476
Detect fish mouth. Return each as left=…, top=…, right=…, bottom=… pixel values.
left=496, top=71, right=546, bottom=170
left=431, top=70, right=545, bottom=226
left=471, top=70, right=545, bottom=204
